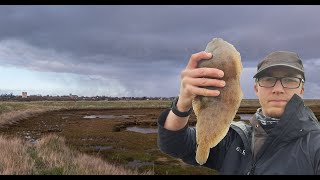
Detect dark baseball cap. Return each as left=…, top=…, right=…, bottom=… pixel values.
left=253, top=51, right=305, bottom=80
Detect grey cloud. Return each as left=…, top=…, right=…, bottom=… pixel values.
left=303, top=59, right=320, bottom=99
left=2, top=5, right=320, bottom=62
left=0, top=5, right=320, bottom=97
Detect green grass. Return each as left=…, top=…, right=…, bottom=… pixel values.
left=0, top=100, right=172, bottom=114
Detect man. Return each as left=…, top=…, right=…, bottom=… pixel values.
left=157, top=51, right=320, bottom=175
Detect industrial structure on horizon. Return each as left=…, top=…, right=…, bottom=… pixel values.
left=22, top=92, right=27, bottom=98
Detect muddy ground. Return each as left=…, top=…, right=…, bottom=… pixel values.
left=0, top=106, right=319, bottom=175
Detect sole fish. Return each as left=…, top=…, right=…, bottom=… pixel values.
left=192, top=38, right=243, bottom=165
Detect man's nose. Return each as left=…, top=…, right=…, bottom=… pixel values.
left=272, top=80, right=285, bottom=93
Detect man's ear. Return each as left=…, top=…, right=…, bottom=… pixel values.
left=300, top=84, right=305, bottom=95
left=254, top=83, right=259, bottom=97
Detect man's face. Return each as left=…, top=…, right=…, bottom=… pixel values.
left=254, top=66, right=304, bottom=118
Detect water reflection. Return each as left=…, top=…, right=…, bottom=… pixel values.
left=92, top=145, right=113, bottom=151
left=126, top=126, right=157, bottom=134
left=237, top=114, right=253, bottom=120
left=127, top=160, right=154, bottom=168
left=83, top=115, right=145, bottom=119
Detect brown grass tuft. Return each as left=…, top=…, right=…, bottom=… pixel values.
left=0, top=109, right=48, bottom=128
left=0, top=136, right=34, bottom=175
left=0, top=134, right=152, bottom=175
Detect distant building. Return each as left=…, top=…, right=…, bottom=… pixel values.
left=69, top=93, right=78, bottom=99
left=22, top=92, right=27, bottom=98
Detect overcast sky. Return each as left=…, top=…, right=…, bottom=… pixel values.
left=0, top=5, right=319, bottom=99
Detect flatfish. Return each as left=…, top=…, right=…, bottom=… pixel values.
left=192, top=38, right=243, bottom=165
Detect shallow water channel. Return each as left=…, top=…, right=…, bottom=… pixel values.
left=237, top=114, right=253, bottom=120
left=83, top=114, right=157, bottom=133
left=83, top=114, right=146, bottom=119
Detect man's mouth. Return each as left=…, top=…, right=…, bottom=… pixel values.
left=269, top=99, right=287, bottom=102
left=268, top=100, right=288, bottom=106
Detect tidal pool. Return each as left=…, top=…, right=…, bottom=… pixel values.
left=126, top=126, right=158, bottom=134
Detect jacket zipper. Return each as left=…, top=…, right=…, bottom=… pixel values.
left=246, top=125, right=281, bottom=175
left=247, top=162, right=256, bottom=175
left=247, top=129, right=256, bottom=175
left=231, top=123, right=257, bottom=175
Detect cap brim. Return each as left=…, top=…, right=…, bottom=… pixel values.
left=253, top=64, right=305, bottom=79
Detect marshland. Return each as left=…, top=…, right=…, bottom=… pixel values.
left=0, top=100, right=319, bottom=175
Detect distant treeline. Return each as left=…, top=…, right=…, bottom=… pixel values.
left=0, top=93, right=175, bottom=101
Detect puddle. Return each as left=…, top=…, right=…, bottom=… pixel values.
left=81, top=138, right=94, bottom=141
left=237, top=114, right=253, bottom=120
left=83, top=115, right=145, bottom=119
left=126, top=126, right=158, bottom=134
left=91, top=145, right=113, bottom=151
left=127, top=160, right=154, bottom=168
left=29, top=139, right=38, bottom=145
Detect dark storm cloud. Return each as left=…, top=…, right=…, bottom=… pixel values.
left=0, top=5, right=320, bottom=97
left=3, top=6, right=320, bottom=62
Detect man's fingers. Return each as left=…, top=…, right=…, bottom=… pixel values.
left=181, top=51, right=223, bottom=98
left=190, top=86, right=220, bottom=97
left=183, top=77, right=226, bottom=88
left=182, top=68, right=224, bottom=79
left=186, top=51, right=212, bottom=70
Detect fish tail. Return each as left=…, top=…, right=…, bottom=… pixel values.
left=195, top=143, right=210, bottom=165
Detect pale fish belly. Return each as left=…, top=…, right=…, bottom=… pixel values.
left=192, top=38, right=243, bottom=165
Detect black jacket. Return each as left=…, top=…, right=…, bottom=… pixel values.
left=157, top=94, right=320, bottom=175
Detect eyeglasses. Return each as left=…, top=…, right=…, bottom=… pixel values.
left=257, top=77, right=305, bottom=89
